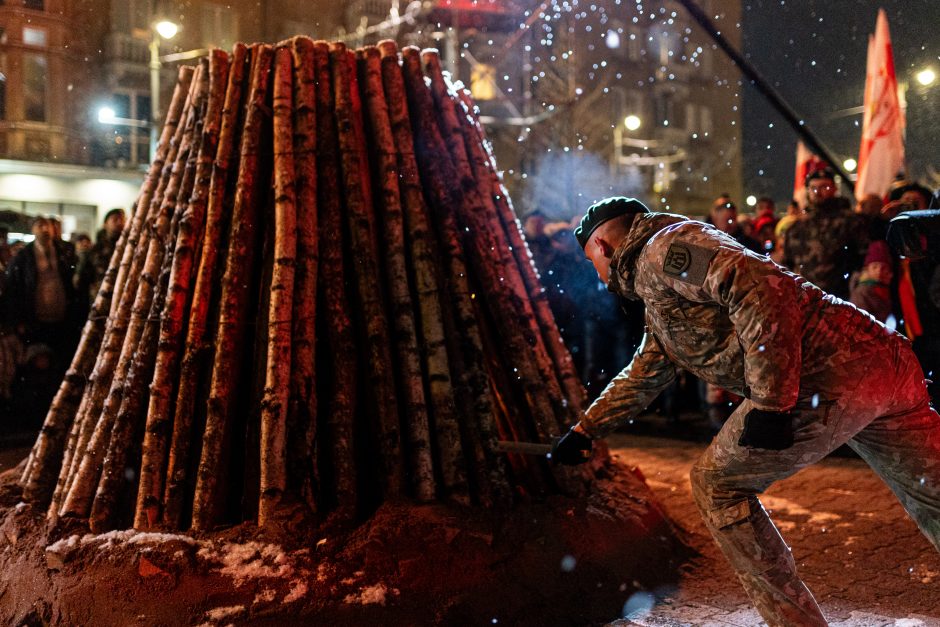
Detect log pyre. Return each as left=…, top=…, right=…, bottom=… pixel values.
left=20, top=38, right=589, bottom=534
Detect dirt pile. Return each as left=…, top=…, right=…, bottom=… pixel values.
left=0, top=459, right=690, bottom=626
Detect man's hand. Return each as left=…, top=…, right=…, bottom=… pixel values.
left=551, top=425, right=593, bottom=465
left=738, top=408, right=794, bottom=450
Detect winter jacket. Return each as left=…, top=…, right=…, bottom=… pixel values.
left=2, top=241, right=82, bottom=332
left=580, top=212, right=892, bottom=437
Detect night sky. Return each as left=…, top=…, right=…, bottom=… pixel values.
left=740, top=0, right=939, bottom=204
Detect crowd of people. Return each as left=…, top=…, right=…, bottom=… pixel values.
left=525, top=169, right=940, bottom=432
left=0, top=208, right=125, bottom=439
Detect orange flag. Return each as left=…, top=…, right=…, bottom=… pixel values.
left=856, top=9, right=905, bottom=201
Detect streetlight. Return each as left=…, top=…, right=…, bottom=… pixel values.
left=150, top=17, right=179, bottom=162
left=745, top=195, right=757, bottom=207
left=843, top=158, right=857, bottom=173
left=624, top=114, right=641, bottom=131
left=916, top=68, right=936, bottom=87
left=97, top=105, right=149, bottom=128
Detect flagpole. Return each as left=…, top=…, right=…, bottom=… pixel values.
left=675, top=0, right=855, bottom=192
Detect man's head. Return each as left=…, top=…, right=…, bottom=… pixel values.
left=31, top=216, right=53, bottom=246
left=522, top=209, right=547, bottom=240
left=103, top=208, right=126, bottom=237
left=786, top=199, right=801, bottom=216
left=805, top=168, right=837, bottom=206
left=710, top=195, right=738, bottom=234
left=756, top=196, right=775, bottom=217
left=576, top=197, right=650, bottom=283
left=49, top=216, right=63, bottom=240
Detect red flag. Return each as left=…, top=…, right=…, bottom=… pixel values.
left=856, top=9, right=905, bottom=201
left=793, top=141, right=826, bottom=209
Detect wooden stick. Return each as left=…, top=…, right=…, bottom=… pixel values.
left=359, top=45, right=435, bottom=502
left=287, top=36, right=319, bottom=511
left=61, top=62, right=209, bottom=520
left=54, top=68, right=200, bottom=518
left=25, top=68, right=193, bottom=509
left=158, top=44, right=250, bottom=530
left=92, top=54, right=229, bottom=532
left=89, top=154, right=191, bottom=532
left=380, top=41, right=470, bottom=502
left=258, top=45, right=297, bottom=527
left=191, top=44, right=274, bottom=532
left=423, top=51, right=571, bottom=440
left=454, top=85, right=586, bottom=415
left=313, top=41, right=357, bottom=516
left=330, top=42, right=403, bottom=501
left=111, top=68, right=196, bottom=315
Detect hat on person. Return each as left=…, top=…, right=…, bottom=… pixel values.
left=805, top=167, right=836, bottom=188
left=575, top=197, right=650, bottom=248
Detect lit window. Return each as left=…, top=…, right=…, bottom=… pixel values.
left=23, top=27, right=47, bottom=47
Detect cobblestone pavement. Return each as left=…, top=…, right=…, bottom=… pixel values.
left=607, top=433, right=940, bottom=627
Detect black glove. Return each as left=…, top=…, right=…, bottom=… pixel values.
left=551, top=427, right=593, bottom=465
left=738, top=408, right=794, bottom=450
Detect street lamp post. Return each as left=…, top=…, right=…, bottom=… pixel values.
left=149, top=19, right=179, bottom=162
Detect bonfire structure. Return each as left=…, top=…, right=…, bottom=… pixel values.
left=3, top=39, right=685, bottom=625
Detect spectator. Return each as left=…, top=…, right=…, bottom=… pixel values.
left=849, top=194, right=893, bottom=322
left=708, top=195, right=762, bottom=253
left=770, top=200, right=802, bottom=265
left=755, top=196, right=776, bottom=222
left=782, top=168, right=867, bottom=300
left=76, top=207, right=125, bottom=303
left=4, top=215, right=83, bottom=349
left=3, top=216, right=84, bottom=429
left=72, top=233, right=93, bottom=256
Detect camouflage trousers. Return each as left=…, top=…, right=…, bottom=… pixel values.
left=691, top=332, right=940, bottom=627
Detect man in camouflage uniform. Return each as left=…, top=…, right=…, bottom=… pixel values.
left=782, top=168, right=868, bottom=300
left=552, top=197, right=940, bottom=626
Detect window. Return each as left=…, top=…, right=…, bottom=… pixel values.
left=23, top=53, right=47, bottom=122
left=23, top=26, right=47, bottom=47
left=24, top=0, right=44, bottom=10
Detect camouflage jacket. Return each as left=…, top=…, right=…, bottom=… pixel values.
left=580, top=213, right=892, bottom=437
left=781, top=200, right=868, bottom=300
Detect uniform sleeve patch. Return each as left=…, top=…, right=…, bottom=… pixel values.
left=662, top=241, right=716, bottom=285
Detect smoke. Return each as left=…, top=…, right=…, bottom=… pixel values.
left=520, top=149, right=646, bottom=221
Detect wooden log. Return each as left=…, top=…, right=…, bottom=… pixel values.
left=21, top=226, right=127, bottom=504
left=287, top=36, right=319, bottom=511
left=61, top=62, right=210, bottom=520
left=258, top=45, right=297, bottom=527
left=358, top=46, right=435, bottom=502
left=407, top=46, right=532, bottom=501
left=379, top=41, right=471, bottom=502
left=54, top=68, right=200, bottom=518
left=111, top=68, right=196, bottom=315
left=24, top=68, right=193, bottom=508
left=313, top=41, right=357, bottom=516
left=158, top=44, right=250, bottom=530
left=454, top=85, right=586, bottom=415
left=89, top=165, right=189, bottom=532
left=402, top=47, right=560, bottom=450
left=422, top=51, right=572, bottom=439
left=329, top=42, right=403, bottom=501
left=93, top=53, right=230, bottom=532
left=191, top=44, right=274, bottom=532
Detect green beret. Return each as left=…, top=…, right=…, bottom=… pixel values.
left=575, top=197, right=650, bottom=248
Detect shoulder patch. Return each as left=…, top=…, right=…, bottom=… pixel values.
left=662, top=241, right=716, bottom=285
